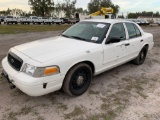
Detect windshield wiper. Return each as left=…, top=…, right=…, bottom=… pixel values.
left=70, top=36, right=86, bottom=41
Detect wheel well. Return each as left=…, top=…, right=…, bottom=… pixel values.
left=144, top=44, right=149, bottom=49
left=66, top=61, right=95, bottom=76
left=82, top=61, right=95, bottom=74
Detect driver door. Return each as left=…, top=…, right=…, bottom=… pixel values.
left=102, top=23, right=129, bottom=67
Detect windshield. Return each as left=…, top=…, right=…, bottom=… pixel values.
left=62, top=21, right=110, bottom=43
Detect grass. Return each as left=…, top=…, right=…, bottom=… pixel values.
left=0, top=75, right=3, bottom=83
left=7, top=111, right=18, bottom=120
left=18, top=106, right=32, bottom=115
left=0, top=24, right=71, bottom=34
left=64, top=106, right=84, bottom=119
left=87, top=111, right=117, bottom=120
left=2, top=105, right=45, bottom=120
left=57, top=103, right=68, bottom=110
left=89, top=89, right=100, bottom=95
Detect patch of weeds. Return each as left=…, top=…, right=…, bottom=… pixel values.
left=47, top=95, right=57, bottom=105
left=37, top=116, right=45, bottom=120
left=10, top=89, right=23, bottom=96
left=87, top=111, right=116, bottom=120
left=57, top=103, right=68, bottom=110
left=64, top=106, right=84, bottom=119
left=3, top=106, right=42, bottom=120
left=101, top=111, right=117, bottom=120
left=40, top=104, right=49, bottom=107
left=121, top=77, right=132, bottom=82
left=89, top=89, right=99, bottom=95
left=7, top=111, right=18, bottom=120
left=152, top=59, right=160, bottom=64
left=123, top=76, right=148, bottom=94
left=137, top=91, right=148, bottom=99
left=101, top=103, right=110, bottom=111
left=100, top=88, right=130, bottom=119
left=0, top=75, right=4, bottom=83
left=32, top=111, right=39, bottom=116
left=18, top=106, right=32, bottom=115
left=87, top=114, right=101, bottom=120
left=144, top=114, right=149, bottom=118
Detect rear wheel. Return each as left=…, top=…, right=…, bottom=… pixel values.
left=133, top=46, right=148, bottom=65
left=63, top=63, right=92, bottom=96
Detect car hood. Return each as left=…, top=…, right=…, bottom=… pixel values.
left=14, top=36, right=97, bottom=63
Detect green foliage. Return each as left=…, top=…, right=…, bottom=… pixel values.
left=62, top=0, right=77, bottom=18
left=54, top=0, right=77, bottom=18
left=88, top=0, right=100, bottom=14
left=88, top=0, right=120, bottom=16
left=128, top=11, right=160, bottom=19
left=0, top=8, right=31, bottom=16
left=28, top=0, right=54, bottom=16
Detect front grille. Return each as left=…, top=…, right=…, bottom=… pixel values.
left=8, top=53, right=23, bottom=71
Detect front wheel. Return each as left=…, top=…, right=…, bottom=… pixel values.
left=63, top=63, right=92, bottom=96
left=133, top=46, right=148, bottom=65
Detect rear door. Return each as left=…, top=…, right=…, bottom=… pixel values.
left=125, top=22, right=143, bottom=58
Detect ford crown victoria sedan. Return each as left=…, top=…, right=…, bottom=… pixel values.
left=1, top=19, right=154, bottom=96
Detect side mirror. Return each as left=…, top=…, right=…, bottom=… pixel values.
left=106, top=37, right=121, bottom=44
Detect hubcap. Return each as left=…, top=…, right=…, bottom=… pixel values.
left=76, top=76, right=84, bottom=86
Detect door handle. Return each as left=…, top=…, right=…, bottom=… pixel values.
left=140, top=40, right=143, bottom=42
left=125, top=43, right=130, bottom=46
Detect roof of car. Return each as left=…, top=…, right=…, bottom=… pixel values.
left=82, top=19, right=131, bottom=24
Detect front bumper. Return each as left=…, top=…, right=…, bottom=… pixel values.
left=1, top=57, right=65, bottom=96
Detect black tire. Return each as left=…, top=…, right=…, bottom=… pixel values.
left=133, top=46, right=148, bottom=65
left=63, top=63, right=92, bottom=96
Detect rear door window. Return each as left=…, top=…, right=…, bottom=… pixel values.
left=125, top=23, right=142, bottom=38
left=125, top=23, right=137, bottom=38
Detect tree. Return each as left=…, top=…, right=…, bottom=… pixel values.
left=88, top=0, right=100, bottom=14
left=83, top=9, right=89, bottom=15
left=61, top=0, right=77, bottom=18
left=76, top=8, right=83, bottom=14
left=88, top=0, right=120, bottom=16
left=128, top=11, right=160, bottom=19
left=28, top=0, right=54, bottom=16
left=118, top=14, right=124, bottom=19
left=54, top=2, right=64, bottom=17
left=10, top=9, right=27, bottom=16
left=110, top=4, right=119, bottom=16
left=100, top=0, right=112, bottom=7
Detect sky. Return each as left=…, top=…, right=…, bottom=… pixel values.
left=0, top=0, right=160, bottom=15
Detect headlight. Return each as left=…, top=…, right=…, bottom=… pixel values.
left=22, top=64, right=36, bottom=76
left=22, top=63, right=60, bottom=77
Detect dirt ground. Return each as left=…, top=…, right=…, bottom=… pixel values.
left=0, top=26, right=160, bottom=120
